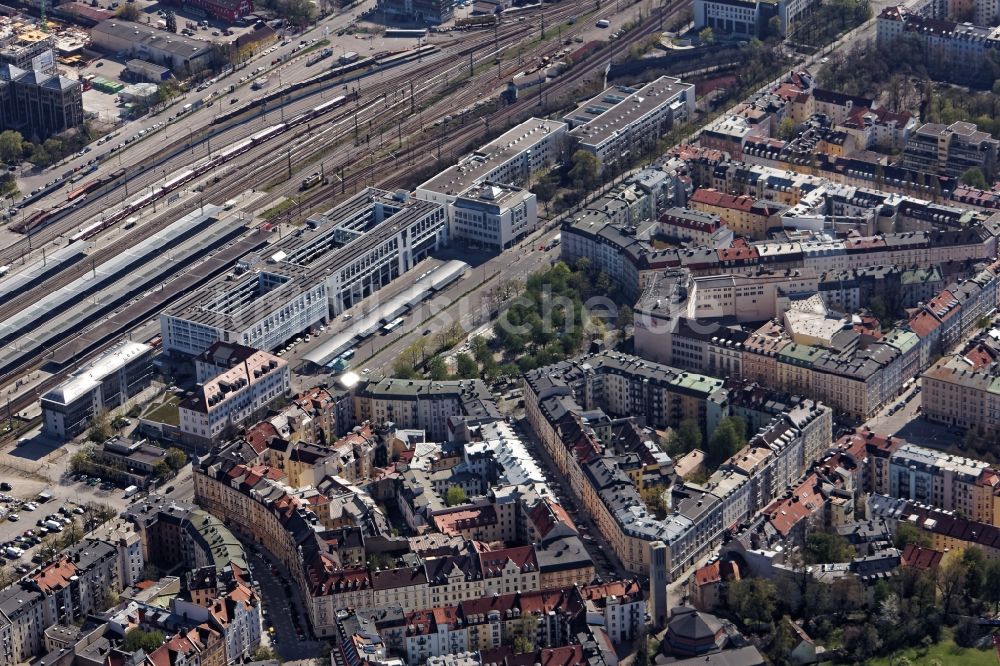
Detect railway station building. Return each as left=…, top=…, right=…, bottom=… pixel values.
left=41, top=341, right=154, bottom=439
left=160, top=189, right=447, bottom=357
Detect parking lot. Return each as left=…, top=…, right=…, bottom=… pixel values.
left=0, top=492, right=111, bottom=576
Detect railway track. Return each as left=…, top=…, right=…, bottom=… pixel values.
left=267, top=0, right=681, bottom=218
left=0, top=18, right=551, bottom=307
left=202, top=0, right=660, bottom=222
left=0, top=0, right=675, bottom=439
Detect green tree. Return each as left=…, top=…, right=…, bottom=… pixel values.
left=667, top=419, right=702, bottom=457
left=984, top=558, right=1000, bottom=612
left=618, top=304, right=634, bottom=328
left=963, top=546, right=987, bottom=601
left=531, top=176, right=557, bottom=212
left=158, top=80, right=182, bottom=104
left=121, top=628, right=165, bottom=654
left=868, top=294, right=890, bottom=323
left=88, top=410, right=111, bottom=443
left=804, top=530, right=855, bottom=563
left=707, top=417, right=747, bottom=468
left=165, top=448, right=186, bottom=471
left=115, top=2, right=141, bottom=20
left=469, top=336, right=492, bottom=366
left=894, top=521, right=932, bottom=549
left=769, top=617, right=797, bottom=664
left=0, top=130, right=22, bottom=164
left=777, top=117, right=797, bottom=141
left=253, top=646, right=279, bottom=661
left=38, top=535, right=59, bottom=561
left=960, top=166, right=988, bottom=190
left=727, top=578, right=776, bottom=626
left=445, top=486, right=467, bottom=506
left=69, top=447, right=93, bottom=474
left=512, top=635, right=533, bottom=654
left=767, top=15, right=783, bottom=39
left=427, top=355, right=449, bottom=380
left=844, top=625, right=881, bottom=662
left=60, top=521, right=83, bottom=548
left=278, top=0, right=316, bottom=27
left=153, top=459, right=172, bottom=481
left=568, top=150, right=600, bottom=191
left=454, top=353, right=479, bottom=379
left=698, top=26, right=714, bottom=44
left=434, top=322, right=465, bottom=352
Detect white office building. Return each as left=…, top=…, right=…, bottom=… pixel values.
left=41, top=341, right=154, bottom=439
left=416, top=118, right=567, bottom=235
left=449, top=182, right=538, bottom=251
left=566, top=77, right=696, bottom=172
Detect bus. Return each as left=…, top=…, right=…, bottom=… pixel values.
left=382, top=317, right=405, bottom=333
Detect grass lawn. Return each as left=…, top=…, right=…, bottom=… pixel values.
left=868, top=631, right=996, bottom=666
left=143, top=395, right=181, bottom=427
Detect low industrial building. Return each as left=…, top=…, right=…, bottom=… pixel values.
left=91, top=435, right=170, bottom=488
left=41, top=341, right=154, bottom=440
left=90, top=20, right=213, bottom=74
left=125, top=58, right=172, bottom=82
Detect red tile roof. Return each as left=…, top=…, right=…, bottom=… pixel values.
left=690, top=188, right=755, bottom=213
left=32, top=558, right=77, bottom=593
left=764, top=473, right=824, bottom=536
left=480, top=545, right=537, bottom=577
left=901, top=543, right=944, bottom=570
left=908, top=310, right=942, bottom=338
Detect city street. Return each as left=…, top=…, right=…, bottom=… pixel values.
left=288, top=226, right=563, bottom=392
left=511, top=416, right=629, bottom=583
left=246, top=548, right=325, bottom=660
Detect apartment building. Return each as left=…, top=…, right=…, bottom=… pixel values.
left=658, top=207, right=734, bottom=248
left=179, top=348, right=289, bottom=446
left=902, top=121, right=999, bottom=180
left=871, top=496, right=1000, bottom=559
left=877, top=6, right=1000, bottom=89
left=0, top=538, right=135, bottom=666
left=523, top=352, right=831, bottom=582
left=888, top=442, right=989, bottom=518
left=688, top=189, right=786, bottom=240
left=352, top=378, right=497, bottom=441
left=41, top=341, right=154, bottom=440
left=580, top=580, right=645, bottom=643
